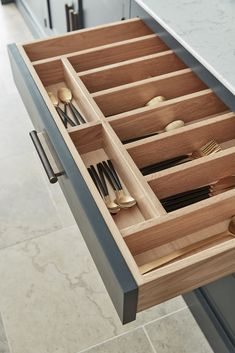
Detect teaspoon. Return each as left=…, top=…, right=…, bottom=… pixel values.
left=48, top=91, right=76, bottom=128
left=57, top=87, right=86, bottom=125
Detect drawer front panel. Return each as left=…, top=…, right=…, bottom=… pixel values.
left=8, top=43, right=138, bottom=324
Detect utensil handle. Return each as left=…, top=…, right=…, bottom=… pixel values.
left=70, top=102, right=86, bottom=124
left=89, top=165, right=108, bottom=197
left=97, top=163, right=118, bottom=191
left=106, top=160, right=122, bottom=190
left=29, top=130, right=63, bottom=184
left=161, top=185, right=211, bottom=205
left=88, top=168, right=102, bottom=196
left=123, top=132, right=159, bottom=144
left=163, top=193, right=210, bottom=212
left=57, top=106, right=76, bottom=127
left=102, top=161, right=121, bottom=190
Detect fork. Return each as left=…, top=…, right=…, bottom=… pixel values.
left=191, top=140, right=222, bottom=159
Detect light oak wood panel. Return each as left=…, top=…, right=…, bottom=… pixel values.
left=147, top=147, right=235, bottom=198
left=79, top=51, right=186, bottom=92
left=68, top=35, right=168, bottom=72
left=92, top=69, right=207, bottom=116
left=127, top=112, right=235, bottom=168
left=34, top=59, right=64, bottom=86
left=108, top=90, right=227, bottom=141
left=69, top=122, right=103, bottom=154
left=23, top=18, right=153, bottom=61
left=137, top=238, right=235, bottom=311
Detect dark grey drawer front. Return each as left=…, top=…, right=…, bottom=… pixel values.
left=8, top=43, right=138, bottom=324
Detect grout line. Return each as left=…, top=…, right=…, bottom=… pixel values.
left=143, top=326, right=157, bottom=353
left=76, top=327, right=141, bottom=353
left=143, top=305, right=188, bottom=328
left=76, top=305, right=188, bottom=353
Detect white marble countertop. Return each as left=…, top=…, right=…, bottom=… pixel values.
left=135, top=0, right=235, bottom=96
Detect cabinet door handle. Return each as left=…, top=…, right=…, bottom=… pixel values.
left=46, top=0, right=53, bottom=29
left=29, top=130, right=63, bottom=184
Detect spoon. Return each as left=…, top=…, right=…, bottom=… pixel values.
left=48, top=91, right=76, bottom=128
left=100, top=161, right=136, bottom=208
left=88, top=166, right=120, bottom=214
left=57, top=87, right=86, bottom=125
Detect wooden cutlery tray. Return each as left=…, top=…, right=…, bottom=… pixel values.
left=8, top=18, right=235, bottom=324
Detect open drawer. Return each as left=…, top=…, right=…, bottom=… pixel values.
left=8, top=18, right=235, bottom=324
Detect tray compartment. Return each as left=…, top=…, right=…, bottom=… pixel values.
left=23, top=18, right=153, bottom=62
left=69, top=124, right=163, bottom=230
left=126, top=112, right=235, bottom=169
left=108, top=90, right=228, bottom=142
left=68, top=34, right=168, bottom=72
left=92, top=69, right=207, bottom=116
left=79, top=51, right=186, bottom=92
left=147, top=148, right=235, bottom=200
left=34, top=59, right=98, bottom=125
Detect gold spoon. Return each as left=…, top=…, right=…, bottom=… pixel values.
left=48, top=91, right=76, bottom=127
left=88, top=166, right=120, bottom=214
left=57, top=87, right=86, bottom=124
left=99, top=161, right=136, bottom=208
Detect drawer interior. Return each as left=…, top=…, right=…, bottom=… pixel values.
left=19, top=18, right=235, bottom=311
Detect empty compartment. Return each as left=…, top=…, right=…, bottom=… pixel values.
left=126, top=112, right=235, bottom=171
left=109, top=90, right=228, bottom=143
left=68, top=35, right=168, bottom=72
left=69, top=123, right=160, bottom=230
left=34, top=59, right=96, bottom=127
left=92, top=69, right=207, bottom=116
left=79, top=51, right=186, bottom=92
left=134, top=222, right=234, bottom=273
left=23, top=18, right=153, bottom=62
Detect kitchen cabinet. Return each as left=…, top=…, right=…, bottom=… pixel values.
left=15, top=0, right=131, bottom=37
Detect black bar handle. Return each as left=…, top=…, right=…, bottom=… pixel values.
left=29, top=130, right=61, bottom=184
left=46, top=0, right=53, bottom=29
left=65, top=4, right=74, bottom=32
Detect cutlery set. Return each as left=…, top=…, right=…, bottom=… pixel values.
left=88, top=160, right=136, bottom=214
left=48, top=87, right=86, bottom=128
left=161, top=175, right=235, bottom=212
left=140, top=140, right=221, bottom=175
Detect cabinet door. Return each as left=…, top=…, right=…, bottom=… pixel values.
left=48, top=0, right=67, bottom=34
left=83, top=0, right=130, bottom=27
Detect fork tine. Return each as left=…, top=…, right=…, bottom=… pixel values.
left=192, top=140, right=221, bottom=158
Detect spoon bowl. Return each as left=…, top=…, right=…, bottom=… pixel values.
left=57, top=87, right=72, bottom=104
left=114, top=190, right=136, bottom=208
left=48, top=91, right=59, bottom=106
left=104, top=196, right=121, bottom=214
